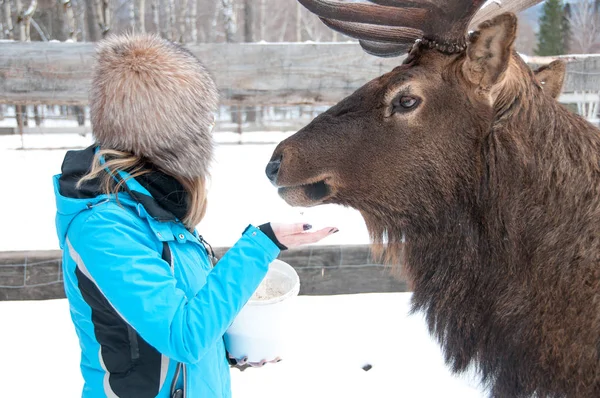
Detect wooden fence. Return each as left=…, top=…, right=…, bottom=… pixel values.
left=1, top=42, right=599, bottom=107
left=0, top=245, right=409, bottom=301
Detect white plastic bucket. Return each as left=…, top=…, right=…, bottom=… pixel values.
left=224, top=259, right=300, bottom=363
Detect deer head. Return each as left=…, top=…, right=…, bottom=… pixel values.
left=266, top=0, right=544, bottom=257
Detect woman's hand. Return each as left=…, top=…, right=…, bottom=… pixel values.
left=270, top=223, right=338, bottom=249
left=227, top=353, right=282, bottom=371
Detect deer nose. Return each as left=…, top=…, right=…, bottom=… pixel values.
left=266, top=157, right=281, bottom=184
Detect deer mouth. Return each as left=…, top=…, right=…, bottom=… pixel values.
left=277, top=178, right=333, bottom=207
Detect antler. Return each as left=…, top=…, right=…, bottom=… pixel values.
left=298, top=0, right=543, bottom=57
left=469, top=0, right=543, bottom=29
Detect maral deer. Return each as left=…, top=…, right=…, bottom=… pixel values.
left=265, top=0, right=600, bottom=397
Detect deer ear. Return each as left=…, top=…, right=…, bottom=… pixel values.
left=462, top=13, right=518, bottom=91
left=534, top=60, right=566, bottom=99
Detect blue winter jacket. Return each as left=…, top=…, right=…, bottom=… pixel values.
left=53, top=147, right=280, bottom=398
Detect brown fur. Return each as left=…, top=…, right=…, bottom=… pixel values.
left=267, top=13, right=600, bottom=398
left=90, top=33, right=218, bottom=179
left=533, top=60, right=567, bottom=99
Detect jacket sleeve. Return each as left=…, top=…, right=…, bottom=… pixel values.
left=66, top=205, right=279, bottom=364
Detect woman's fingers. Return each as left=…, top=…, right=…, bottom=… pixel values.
left=270, top=223, right=312, bottom=237
left=279, top=227, right=338, bottom=248
left=247, top=357, right=282, bottom=367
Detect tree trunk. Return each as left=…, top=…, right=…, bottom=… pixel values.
left=128, top=0, right=134, bottom=31
left=159, top=0, right=167, bottom=37
left=85, top=0, right=100, bottom=41
left=138, top=0, right=145, bottom=33
left=62, top=0, right=77, bottom=41
left=296, top=2, right=301, bottom=42
left=15, top=0, right=25, bottom=40
left=94, top=0, right=110, bottom=37
left=177, top=0, right=187, bottom=42
left=243, top=0, right=253, bottom=42
left=243, top=0, right=256, bottom=123
left=14, top=0, right=27, bottom=135
left=73, top=105, right=85, bottom=126
left=151, top=0, right=158, bottom=34
left=278, top=9, right=288, bottom=41
left=209, top=0, right=220, bottom=42
left=568, top=0, right=600, bottom=53
left=221, top=0, right=236, bottom=43
left=259, top=0, right=265, bottom=40
left=167, top=0, right=174, bottom=40
left=33, top=104, right=41, bottom=126
left=3, top=0, right=14, bottom=40
left=0, top=1, right=5, bottom=39
left=76, top=0, right=86, bottom=41
left=190, top=0, right=197, bottom=43
left=22, top=0, right=36, bottom=41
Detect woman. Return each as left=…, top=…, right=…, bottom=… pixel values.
left=53, top=34, right=337, bottom=398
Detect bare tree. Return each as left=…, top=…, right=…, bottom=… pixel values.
left=139, top=0, right=145, bottom=33
left=14, top=0, right=27, bottom=134
left=300, top=8, right=328, bottom=41
left=151, top=0, right=158, bottom=33
left=259, top=0, right=265, bottom=40
left=128, top=0, right=134, bottom=31
left=568, top=0, right=600, bottom=53
left=515, top=17, right=536, bottom=54
left=243, top=0, right=257, bottom=123
left=243, top=0, right=252, bottom=42
left=277, top=6, right=289, bottom=41
left=159, top=0, right=170, bottom=38
left=167, top=0, right=174, bottom=40
left=76, top=0, right=86, bottom=41
left=0, top=1, right=4, bottom=39
left=295, top=2, right=301, bottom=41
left=14, top=0, right=25, bottom=40
left=221, top=0, right=235, bottom=42
left=190, top=0, right=197, bottom=43
left=128, top=0, right=146, bottom=34
left=209, top=0, right=220, bottom=42
left=21, top=0, right=37, bottom=41
left=94, top=0, right=110, bottom=37
left=177, top=0, right=188, bottom=42
left=62, top=0, right=77, bottom=40
left=2, top=0, right=14, bottom=39
left=21, top=0, right=43, bottom=127
left=85, top=0, right=101, bottom=40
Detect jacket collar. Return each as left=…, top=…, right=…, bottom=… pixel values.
left=55, top=145, right=198, bottom=245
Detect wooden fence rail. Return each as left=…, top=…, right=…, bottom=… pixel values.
left=1, top=42, right=599, bottom=107
left=0, top=245, right=409, bottom=301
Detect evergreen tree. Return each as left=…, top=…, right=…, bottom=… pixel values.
left=562, top=3, right=572, bottom=52
left=536, top=0, right=568, bottom=55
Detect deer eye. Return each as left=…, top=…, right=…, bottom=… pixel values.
left=392, top=95, right=420, bottom=114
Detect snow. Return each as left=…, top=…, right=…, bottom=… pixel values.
left=0, top=293, right=487, bottom=397
left=0, top=133, right=369, bottom=251
left=0, top=132, right=489, bottom=396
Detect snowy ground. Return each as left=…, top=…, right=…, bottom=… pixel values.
left=0, top=133, right=370, bottom=252
left=0, top=293, right=487, bottom=397
left=1, top=133, right=490, bottom=397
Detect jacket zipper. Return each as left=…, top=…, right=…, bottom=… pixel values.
left=127, top=325, right=140, bottom=361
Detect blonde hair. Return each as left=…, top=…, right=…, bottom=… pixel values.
left=77, top=148, right=208, bottom=230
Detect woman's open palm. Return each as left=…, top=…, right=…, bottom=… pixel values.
left=270, top=223, right=338, bottom=249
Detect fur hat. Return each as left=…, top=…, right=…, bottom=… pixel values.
left=90, top=33, right=218, bottom=179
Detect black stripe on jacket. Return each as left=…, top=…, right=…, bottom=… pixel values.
left=75, top=243, right=173, bottom=397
